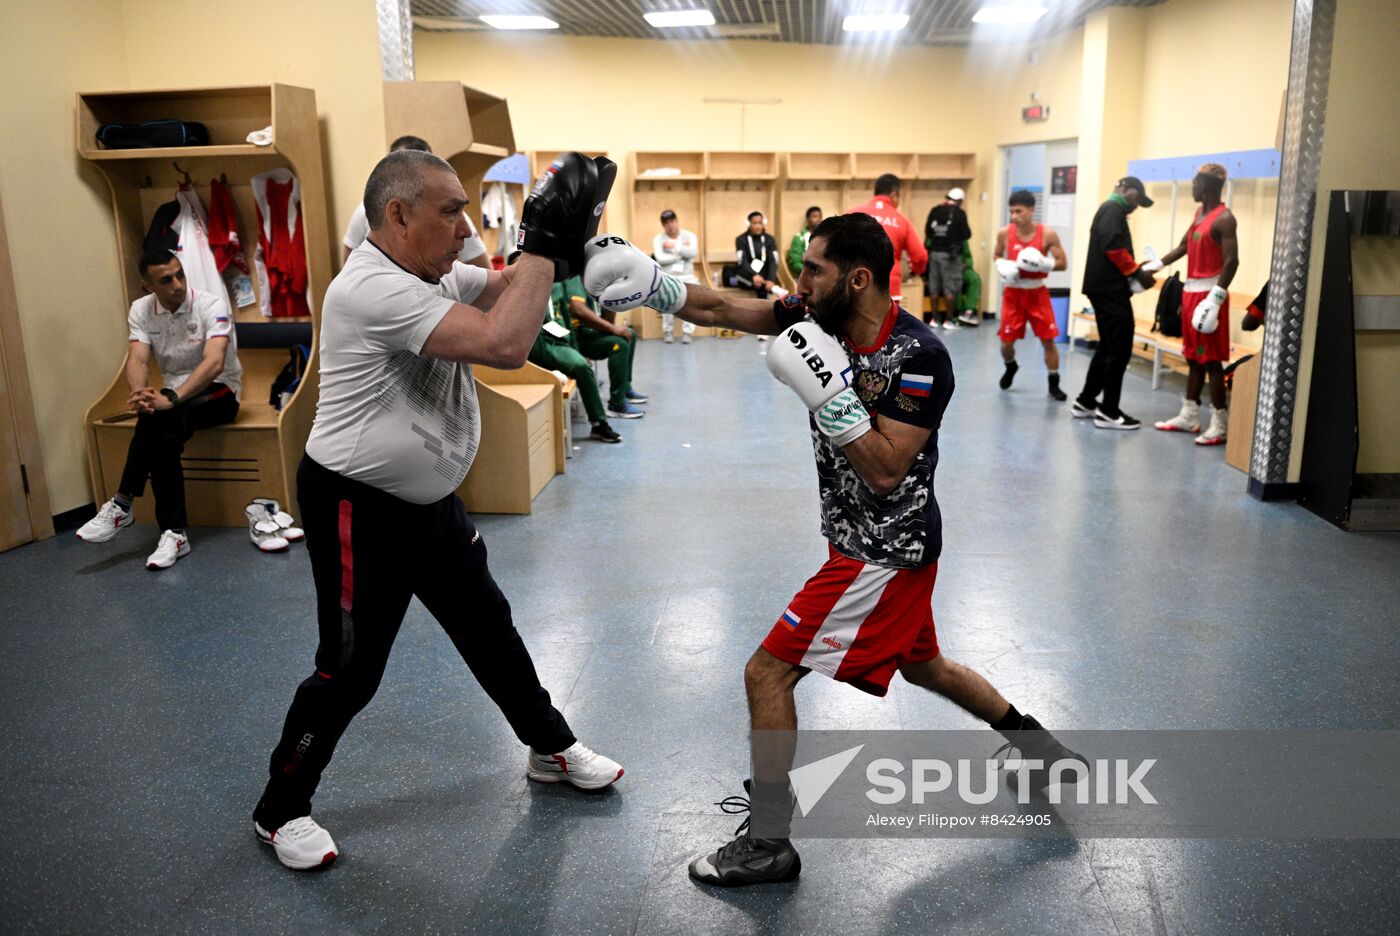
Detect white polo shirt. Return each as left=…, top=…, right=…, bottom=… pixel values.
left=305, top=239, right=490, bottom=504
left=127, top=288, right=243, bottom=400
left=342, top=202, right=488, bottom=264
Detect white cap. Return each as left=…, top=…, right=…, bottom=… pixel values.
left=948, top=187, right=966, bottom=201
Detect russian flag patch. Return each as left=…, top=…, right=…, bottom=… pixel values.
left=899, top=373, right=933, bottom=397
left=780, top=609, right=801, bottom=630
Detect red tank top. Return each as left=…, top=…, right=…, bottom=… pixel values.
left=1006, top=223, right=1048, bottom=284
left=1187, top=204, right=1227, bottom=278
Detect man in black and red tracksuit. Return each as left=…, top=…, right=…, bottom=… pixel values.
left=1073, top=176, right=1157, bottom=430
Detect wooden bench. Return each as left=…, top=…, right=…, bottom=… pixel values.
left=1067, top=282, right=1259, bottom=390
left=85, top=342, right=316, bottom=528
left=461, top=362, right=564, bottom=515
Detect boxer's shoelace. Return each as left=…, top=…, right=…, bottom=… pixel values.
left=716, top=792, right=751, bottom=837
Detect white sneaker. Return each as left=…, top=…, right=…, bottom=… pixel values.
left=664, top=334, right=675, bottom=344
left=1195, top=408, right=1228, bottom=446
left=146, top=530, right=190, bottom=570
left=941, top=320, right=958, bottom=330
left=681, top=334, right=692, bottom=344
left=1154, top=399, right=1201, bottom=433
left=526, top=741, right=624, bottom=790
left=76, top=498, right=133, bottom=543
left=255, top=816, right=338, bottom=870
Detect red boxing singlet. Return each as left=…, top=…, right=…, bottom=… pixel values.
left=1006, top=223, right=1048, bottom=285
left=1187, top=204, right=1227, bottom=279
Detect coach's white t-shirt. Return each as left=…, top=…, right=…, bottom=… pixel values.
left=127, top=288, right=243, bottom=400
left=342, top=202, right=488, bottom=263
left=306, top=240, right=490, bottom=504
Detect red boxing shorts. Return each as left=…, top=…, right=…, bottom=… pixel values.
left=762, top=545, right=939, bottom=697
left=998, top=287, right=1059, bottom=342
left=1181, top=290, right=1232, bottom=363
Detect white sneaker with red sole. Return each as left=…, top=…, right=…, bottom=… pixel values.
left=1155, top=398, right=1201, bottom=433
left=255, top=816, right=338, bottom=870
left=526, top=741, right=624, bottom=790
left=1195, top=408, right=1228, bottom=446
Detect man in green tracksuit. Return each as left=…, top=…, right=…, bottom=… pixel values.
left=958, top=239, right=982, bottom=324
left=526, top=273, right=647, bottom=443
left=786, top=206, right=822, bottom=278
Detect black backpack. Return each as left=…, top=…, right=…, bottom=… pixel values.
left=96, top=119, right=210, bottom=149
left=1153, top=272, right=1184, bottom=338
left=269, top=344, right=310, bottom=410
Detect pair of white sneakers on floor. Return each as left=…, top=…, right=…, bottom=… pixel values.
left=255, top=741, right=624, bottom=871
left=245, top=498, right=304, bottom=552
left=75, top=499, right=189, bottom=570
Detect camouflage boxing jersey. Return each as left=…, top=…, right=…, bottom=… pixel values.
left=776, top=299, right=955, bottom=569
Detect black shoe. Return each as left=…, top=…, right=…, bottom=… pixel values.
left=1071, top=398, right=1097, bottom=419
left=1093, top=408, right=1141, bottom=430
left=1047, top=374, right=1067, bottom=401
left=589, top=421, right=622, bottom=443
left=995, top=714, right=1089, bottom=795
left=688, top=785, right=801, bottom=887
left=999, top=360, right=1019, bottom=390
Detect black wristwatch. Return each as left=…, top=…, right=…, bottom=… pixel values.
left=160, top=388, right=180, bottom=405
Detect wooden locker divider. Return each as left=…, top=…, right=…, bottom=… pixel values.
left=78, top=84, right=331, bottom=527
left=908, top=153, right=977, bottom=301
left=383, top=81, right=514, bottom=259
left=630, top=152, right=711, bottom=338
left=777, top=153, right=853, bottom=291
left=384, top=83, right=563, bottom=510
left=703, top=152, right=779, bottom=304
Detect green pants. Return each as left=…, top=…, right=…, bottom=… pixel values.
left=575, top=326, right=636, bottom=409
left=528, top=336, right=607, bottom=423
left=959, top=265, right=982, bottom=314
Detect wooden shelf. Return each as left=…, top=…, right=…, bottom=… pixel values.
left=633, top=151, right=708, bottom=178
left=783, top=152, right=852, bottom=180
left=916, top=153, right=976, bottom=179
left=852, top=152, right=918, bottom=180
left=80, top=143, right=276, bottom=161
left=708, top=151, right=779, bottom=180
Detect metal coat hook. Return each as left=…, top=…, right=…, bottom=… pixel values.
left=173, top=161, right=193, bottom=186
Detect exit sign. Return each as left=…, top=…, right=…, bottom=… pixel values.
left=1022, top=104, right=1051, bottom=122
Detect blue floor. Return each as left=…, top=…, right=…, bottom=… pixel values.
left=2, top=324, right=1397, bottom=934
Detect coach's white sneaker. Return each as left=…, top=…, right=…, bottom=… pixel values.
left=76, top=498, right=133, bottom=543
left=1154, top=398, right=1201, bottom=433
left=255, top=816, right=338, bottom=870
left=526, top=741, right=624, bottom=790
left=146, top=530, right=190, bottom=570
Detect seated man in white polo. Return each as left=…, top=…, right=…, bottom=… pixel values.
left=77, top=250, right=243, bottom=569
left=652, top=208, right=700, bottom=343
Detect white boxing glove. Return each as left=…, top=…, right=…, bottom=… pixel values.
left=1191, top=286, right=1227, bottom=334
left=766, top=322, right=871, bottom=448
left=994, top=258, right=1021, bottom=282
left=1015, top=246, right=1055, bottom=274
left=582, top=234, right=687, bottom=315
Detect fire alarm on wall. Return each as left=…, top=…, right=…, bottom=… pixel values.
left=1022, top=104, right=1050, bottom=122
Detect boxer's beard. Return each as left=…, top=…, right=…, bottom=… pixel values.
left=811, top=280, right=855, bottom=336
